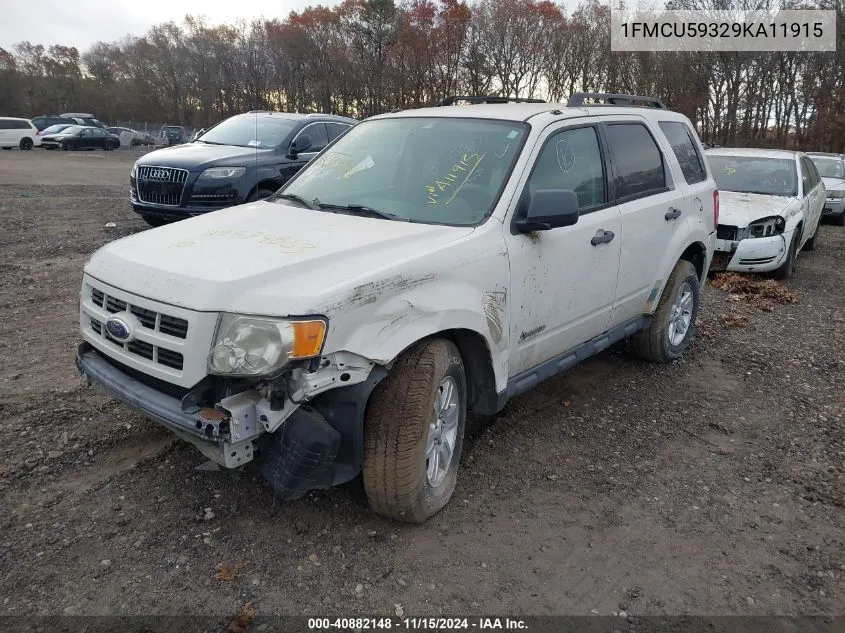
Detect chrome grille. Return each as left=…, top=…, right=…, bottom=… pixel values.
left=136, top=165, right=188, bottom=206
left=90, top=316, right=184, bottom=370
left=91, top=286, right=188, bottom=339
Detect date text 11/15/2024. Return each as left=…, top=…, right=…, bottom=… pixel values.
left=307, top=617, right=528, bottom=630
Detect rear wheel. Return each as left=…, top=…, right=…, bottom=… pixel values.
left=633, top=260, right=700, bottom=363
left=363, top=338, right=466, bottom=523
left=104, top=142, right=113, bottom=151
left=19, top=137, right=33, bottom=150
left=837, top=212, right=845, bottom=227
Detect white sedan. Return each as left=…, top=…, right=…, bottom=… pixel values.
left=706, top=148, right=824, bottom=279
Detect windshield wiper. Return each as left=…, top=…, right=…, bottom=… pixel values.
left=274, top=193, right=320, bottom=210
left=316, top=202, right=408, bottom=222
left=195, top=139, right=226, bottom=145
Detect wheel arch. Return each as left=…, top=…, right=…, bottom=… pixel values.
left=679, top=240, right=708, bottom=284
left=248, top=179, right=282, bottom=200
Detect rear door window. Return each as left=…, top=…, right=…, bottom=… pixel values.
left=604, top=123, right=668, bottom=201
left=0, top=120, right=12, bottom=130
left=658, top=121, right=707, bottom=184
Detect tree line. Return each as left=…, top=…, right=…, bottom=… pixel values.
left=0, top=0, right=843, bottom=150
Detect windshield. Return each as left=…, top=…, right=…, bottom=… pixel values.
left=708, top=155, right=797, bottom=197
left=810, top=156, right=844, bottom=179
left=197, top=116, right=297, bottom=148
left=58, top=126, right=82, bottom=135
left=277, top=117, right=528, bottom=225
left=43, top=125, right=69, bottom=134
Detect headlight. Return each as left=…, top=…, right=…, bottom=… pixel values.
left=747, top=216, right=785, bottom=238
left=198, top=167, right=246, bottom=180
left=827, top=190, right=845, bottom=199
left=130, top=161, right=137, bottom=178
left=208, top=314, right=327, bottom=376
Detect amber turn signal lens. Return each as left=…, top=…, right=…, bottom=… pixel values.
left=291, top=320, right=327, bottom=358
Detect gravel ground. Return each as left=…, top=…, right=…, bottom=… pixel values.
left=0, top=151, right=843, bottom=623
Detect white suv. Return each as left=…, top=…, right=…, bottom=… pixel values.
left=0, top=117, right=40, bottom=150
left=77, top=93, right=716, bottom=522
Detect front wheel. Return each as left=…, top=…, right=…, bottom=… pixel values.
left=773, top=231, right=798, bottom=280
left=61, top=141, right=70, bottom=151
left=247, top=187, right=277, bottom=203
left=803, top=222, right=819, bottom=251
left=363, top=338, right=466, bottom=523
left=633, top=259, right=700, bottom=363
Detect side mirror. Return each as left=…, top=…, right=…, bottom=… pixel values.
left=289, top=134, right=312, bottom=158
left=516, top=189, right=580, bottom=232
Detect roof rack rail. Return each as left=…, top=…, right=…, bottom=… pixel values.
left=437, top=95, right=547, bottom=106
left=567, top=93, right=666, bottom=109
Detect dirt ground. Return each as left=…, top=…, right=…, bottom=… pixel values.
left=0, top=149, right=844, bottom=623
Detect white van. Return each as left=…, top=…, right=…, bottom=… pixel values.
left=0, top=117, right=40, bottom=150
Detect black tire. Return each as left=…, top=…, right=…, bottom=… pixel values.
left=803, top=222, right=819, bottom=251
left=247, top=187, right=277, bottom=203
left=104, top=142, right=113, bottom=152
left=773, top=231, right=798, bottom=280
left=20, top=137, right=33, bottom=150
left=61, top=141, right=70, bottom=151
left=363, top=338, right=466, bottom=523
left=837, top=212, right=845, bottom=227
left=142, top=215, right=168, bottom=227
left=632, top=259, right=700, bottom=363
left=1, top=147, right=10, bottom=150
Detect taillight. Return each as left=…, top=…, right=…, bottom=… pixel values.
left=713, top=189, right=720, bottom=227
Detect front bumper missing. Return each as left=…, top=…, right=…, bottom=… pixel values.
left=76, top=342, right=256, bottom=468
left=76, top=342, right=388, bottom=498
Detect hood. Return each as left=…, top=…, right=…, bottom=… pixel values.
left=717, top=191, right=795, bottom=228
left=822, top=177, right=845, bottom=192
left=137, top=143, right=276, bottom=170
left=85, top=201, right=475, bottom=314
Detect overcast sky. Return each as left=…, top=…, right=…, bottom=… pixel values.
left=2, top=0, right=341, bottom=53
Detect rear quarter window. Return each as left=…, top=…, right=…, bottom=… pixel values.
left=658, top=121, right=707, bottom=184
left=604, top=123, right=667, bottom=201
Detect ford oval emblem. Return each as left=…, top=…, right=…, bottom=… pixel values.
left=105, top=315, right=132, bottom=342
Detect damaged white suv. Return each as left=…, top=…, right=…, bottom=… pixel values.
left=77, top=94, right=716, bottom=522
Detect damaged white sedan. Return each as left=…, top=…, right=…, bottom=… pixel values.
left=707, top=148, right=824, bottom=278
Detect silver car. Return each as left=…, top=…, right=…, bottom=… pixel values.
left=807, top=152, right=845, bottom=226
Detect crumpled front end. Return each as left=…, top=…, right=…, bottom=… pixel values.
left=77, top=274, right=387, bottom=499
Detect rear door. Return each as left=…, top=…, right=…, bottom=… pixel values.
left=599, top=117, right=693, bottom=328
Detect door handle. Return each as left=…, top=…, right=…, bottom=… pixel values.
left=590, top=230, right=615, bottom=246
left=665, top=207, right=682, bottom=221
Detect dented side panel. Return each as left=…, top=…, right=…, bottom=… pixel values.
left=315, top=221, right=512, bottom=393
